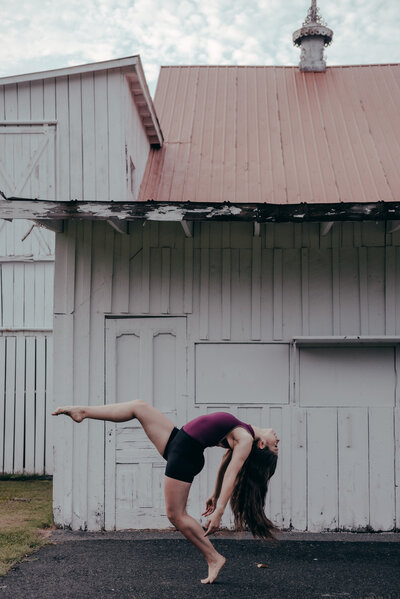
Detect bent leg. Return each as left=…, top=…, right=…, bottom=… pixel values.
left=52, top=400, right=174, bottom=456
left=164, top=476, right=226, bottom=584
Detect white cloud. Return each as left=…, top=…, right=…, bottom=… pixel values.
left=1, top=0, right=399, bottom=94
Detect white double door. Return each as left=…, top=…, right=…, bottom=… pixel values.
left=105, top=317, right=187, bottom=530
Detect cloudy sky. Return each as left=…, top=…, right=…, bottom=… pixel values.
left=2, top=0, right=399, bottom=95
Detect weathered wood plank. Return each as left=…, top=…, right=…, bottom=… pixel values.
left=359, top=247, right=369, bottom=334
left=307, top=408, right=338, bottom=531
left=54, top=221, right=76, bottom=314
left=369, top=407, right=395, bottom=531
left=332, top=246, right=340, bottom=334
left=13, top=337, right=25, bottom=473
left=69, top=75, right=83, bottom=200
left=3, top=337, right=16, bottom=472
left=161, top=247, right=171, bottom=314
left=1, top=265, right=13, bottom=326
left=301, top=249, right=309, bottom=335
left=385, top=246, right=396, bottom=335
left=35, top=336, right=46, bottom=474
left=108, top=70, right=125, bottom=201
left=221, top=249, right=231, bottom=340
left=0, top=338, right=5, bottom=471
left=290, top=408, right=307, bottom=530
left=183, top=237, right=193, bottom=314
left=273, top=249, right=283, bottom=340
left=367, top=247, right=385, bottom=335
left=199, top=249, right=209, bottom=340
left=55, top=77, right=69, bottom=200
left=45, top=335, right=54, bottom=475
left=395, top=407, right=400, bottom=530
left=25, top=337, right=36, bottom=473
left=141, top=225, right=150, bottom=313
left=112, top=230, right=130, bottom=314
left=251, top=237, right=261, bottom=340
left=268, top=406, right=283, bottom=527
left=338, top=409, right=369, bottom=529
left=52, top=314, right=74, bottom=528
left=72, top=224, right=91, bottom=527
left=87, top=222, right=113, bottom=530
left=34, top=263, right=45, bottom=328
left=13, top=263, right=24, bottom=328
left=81, top=73, right=96, bottom=200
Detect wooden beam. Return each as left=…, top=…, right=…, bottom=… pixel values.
left=181, top=221, right=193, bottom=237
left=34, top=219, right=64, bottom=233
left=4, top=198, right=400, bottom=224
left=107, top=218, right=129, bottom=234
left=321, top=222, right=334, bottom=236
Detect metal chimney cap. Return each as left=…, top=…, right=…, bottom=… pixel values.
left=293, top=24, right=333, bottom=47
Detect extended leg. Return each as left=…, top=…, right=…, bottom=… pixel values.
left=164, top=476, right=226, bottom=584
left=52, top=399, right=175, bottom=456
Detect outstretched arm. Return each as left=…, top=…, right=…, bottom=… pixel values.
left=202, top=449, right=232, bottom=517
left=204, top=439, right=252, bottom=536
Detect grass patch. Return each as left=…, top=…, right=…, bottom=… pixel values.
left=0, top=479, right=53, bottom=577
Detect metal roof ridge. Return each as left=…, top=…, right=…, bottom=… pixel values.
left=158, top=63, right=400, bottom=69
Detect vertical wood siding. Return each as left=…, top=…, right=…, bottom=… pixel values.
left=0, top=70, right=149, bottom=202
left=0, top=333, right=53, bottom=474
left=53, top=220, right=400, bottom=531
left=0, top=219, right=54, bottom=474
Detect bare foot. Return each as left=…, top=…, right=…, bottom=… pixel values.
left=201, top=554, right=226, bottom=584
left=52, top=406, right=86, bottom=423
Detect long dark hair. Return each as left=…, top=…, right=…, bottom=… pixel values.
left=230, top=441, right=278, bottom=540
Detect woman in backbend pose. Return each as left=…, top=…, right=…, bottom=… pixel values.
left=52, top=400, right=279, bottom=584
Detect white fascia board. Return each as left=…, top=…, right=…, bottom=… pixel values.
left=131, top=57, right=163, bottom=146
left=0, top=56, right=140, bottom=86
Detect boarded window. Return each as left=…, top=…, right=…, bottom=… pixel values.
left=195, top=343, right=289, bottom=404
left=298, top=346, right=395, bottom=407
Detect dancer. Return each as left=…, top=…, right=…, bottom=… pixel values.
left=52, top=400, right=279, bottom=584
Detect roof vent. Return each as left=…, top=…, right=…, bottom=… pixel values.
left=293, top=0, right=333, bottom=72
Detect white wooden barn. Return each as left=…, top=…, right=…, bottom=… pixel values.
left=1, top=28, right=400, bottom=532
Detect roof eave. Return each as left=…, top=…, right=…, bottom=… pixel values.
left=1, top=198, right=399, bottom=224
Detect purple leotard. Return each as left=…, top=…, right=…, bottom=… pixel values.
left=183, top=412, right=255, bottom=449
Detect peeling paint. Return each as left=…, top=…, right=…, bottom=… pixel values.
left=146, top=206, right=185, bottom=221
left=2, top=198, right=400, bottom=224
left=206, top=205, right=242, bottom=217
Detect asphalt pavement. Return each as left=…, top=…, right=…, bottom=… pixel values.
left=0, top=531, right=399, bottom=599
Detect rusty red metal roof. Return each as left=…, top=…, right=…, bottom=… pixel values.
left=139, top=65, right=400, bottom=205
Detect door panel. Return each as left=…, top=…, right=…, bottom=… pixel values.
left=105, top=317, right=187, bottom=530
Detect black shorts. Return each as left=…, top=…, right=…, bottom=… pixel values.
left=163, top=427, right=205, bottom=483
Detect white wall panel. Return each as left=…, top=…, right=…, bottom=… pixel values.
left=299, top=346, right=395, bottom=407
left=195, top=343, right=290, bottom=404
